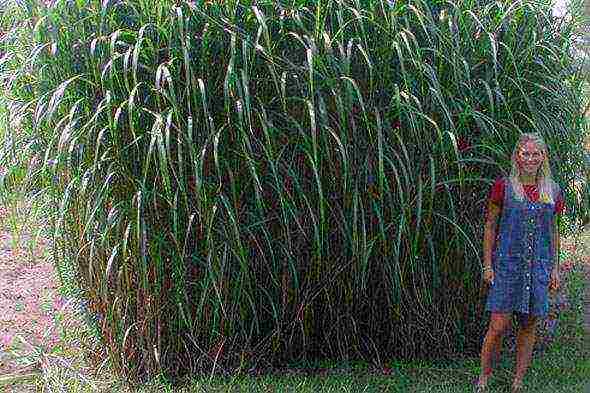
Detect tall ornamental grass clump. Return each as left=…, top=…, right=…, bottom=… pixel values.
left=1, top=0, right=588, bottom=382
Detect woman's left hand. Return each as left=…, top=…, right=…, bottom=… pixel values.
left=549, top=269, right=560, bottom=292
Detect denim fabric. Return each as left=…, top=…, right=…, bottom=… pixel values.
left=485, top=177, right=558, bottom=319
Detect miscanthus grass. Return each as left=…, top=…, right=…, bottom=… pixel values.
left=0, top=0, right=588, bottom=383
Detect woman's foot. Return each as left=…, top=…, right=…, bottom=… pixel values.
left=511, top=380, right=523, bottom=392
left=472, top=377, right=488, bottom=392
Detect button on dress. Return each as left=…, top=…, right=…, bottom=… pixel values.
left=485, top=178, right=561, bottom=319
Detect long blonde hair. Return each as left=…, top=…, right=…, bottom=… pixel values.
left=508, top=133, right=556, bottom=204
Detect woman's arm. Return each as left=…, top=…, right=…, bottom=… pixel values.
left=483, top=201, right=501, bottom=269
left=551, top=184, right=564, bottom=276
left=550, top=215, right=561, bottom=292
left=552, top=215, right=560, bottom=273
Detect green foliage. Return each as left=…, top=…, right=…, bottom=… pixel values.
left=1, top=0, right=588, bottom=382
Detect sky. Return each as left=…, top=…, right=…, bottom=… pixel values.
left=553, top=0, right=570, bottom=17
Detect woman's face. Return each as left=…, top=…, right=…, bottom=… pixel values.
left=516, top=140, right=545, bottom=176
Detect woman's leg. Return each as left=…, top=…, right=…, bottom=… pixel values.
left=584, top=265, right=590, bottom=338
left=513, top=315, right=539, bottom=388
left=478, top=313, right=512, bottom=386
left=491, top=334, right=503, bottom=367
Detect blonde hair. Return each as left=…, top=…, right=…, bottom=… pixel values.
left=508, top=132, right=556, bottom=204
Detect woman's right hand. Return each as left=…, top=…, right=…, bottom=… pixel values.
left=483, top=269, right=495, bottom=286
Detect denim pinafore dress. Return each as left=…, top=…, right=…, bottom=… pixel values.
left=485, top=178, right=557, bottom=319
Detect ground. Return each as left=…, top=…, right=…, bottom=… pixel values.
left=0, top=202, right=90, bottom=391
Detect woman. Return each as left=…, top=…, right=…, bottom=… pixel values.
left=474, top=133, right=564, bottom=392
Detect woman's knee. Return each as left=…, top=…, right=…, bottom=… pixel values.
left=488, top=313, right=511, bottom=337
left=519, top=316, right=538, bottom=333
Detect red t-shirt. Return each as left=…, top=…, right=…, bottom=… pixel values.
left=488, top=177, right=565, bottom=214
